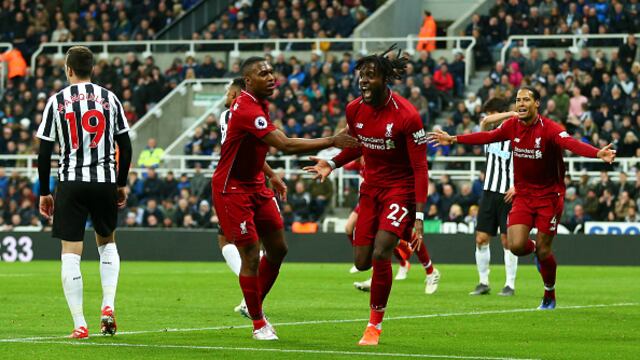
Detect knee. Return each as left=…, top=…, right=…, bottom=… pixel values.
left=536, top=245, right=552, bottom=260
left=355, top=258, right=371, bottom=271
left=475, top=233, right=490, bottom=247
left=510, top=245, right=527, bottom=256
left=268, top=242, right=288, bottom=262
left=372, top=247, right=391, bottom=261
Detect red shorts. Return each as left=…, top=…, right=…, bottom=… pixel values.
left=212, top=187, right=283, bottom=247
left=507, top=194, right=564, bottom=236
left=353, top=184, right=415, bottom=247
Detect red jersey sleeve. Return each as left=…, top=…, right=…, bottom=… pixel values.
left=550, top=125, right=599, bottom=158
left=234, top=101, right=276, bottom=139
left=404, top=113, right=429, bottom=204
left=457, top=118, right=514, bottom=145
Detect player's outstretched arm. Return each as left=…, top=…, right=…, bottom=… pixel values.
left=554, top=131, right=616, bottom=164
left=427, top=129, right=457, bottom=146
left=480, top=111, right=518, bottom=131
left=303, top=157, right=334, bottom=182
left=262, top=128, right=360, bottom=154
left=429, top=121, right=510, bottom=146
left=263, top=162, right=287, bottom=201
left=37, top=139, right=55, bottom=219
left=115, top=133, right=132, bottom=209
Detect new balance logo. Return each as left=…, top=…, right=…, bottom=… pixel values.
left=73, top=276, right=82, bottom=281
left=356, top=123, right=364, bottom=129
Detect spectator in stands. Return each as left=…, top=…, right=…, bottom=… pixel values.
left=289, top=180, right=311, bottom=222
left=195, top=200, right=215, bottom=228
left=618, top=34, right=637, bottom=73
left=439, top=184, right=456, bottom=220
left=433, top=63, right=454, bottom=108
left=597, top=189, right=616, bottom=221
left=563, top=187, right=582, bottom=221
left=308, top=177, right=333, bottom=222
left=417, top=10, right=436, bottom=52
left=618, top=131, right=639, bottom=158
left=448, top=204, right=464, bottom=223
left=142, top=168, right=163, bottom=202
left=566, top=204, right=591, bottom=233
left=625, top=207, right=640, bottom=222
left=569, top=86, right=588, bottom=118
left=137, top=138, right=164, bottom=168
left=614, top=191, right=636, bottom=221
left=408, top=87, right=429, bottom=123
left=143, top=199, right=165, bottom=227
left=161, top=171, right=179, bottom=200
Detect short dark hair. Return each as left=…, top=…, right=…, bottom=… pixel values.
left=66, top=46, right=94, bottom=79
left=518, top=86, right=541, bottom=101
left=483, top=97, right=509, bottom=113
left=231, top=77, right=245, bottom=89
left=355, top=43, right=409, bottom=84
left=240, top=56, right=266, bottom=76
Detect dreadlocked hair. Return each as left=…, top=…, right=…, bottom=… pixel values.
left=355, top=43, right=409, bottom=84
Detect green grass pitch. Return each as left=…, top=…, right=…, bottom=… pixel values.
left=1, top=261, right=638, bottom=359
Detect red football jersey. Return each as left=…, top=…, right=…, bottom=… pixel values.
left=457, top=115, right=599, bottom=198
left=333, top=92, right=429, bottom=203
left=212, top=91, right=276, bottom=193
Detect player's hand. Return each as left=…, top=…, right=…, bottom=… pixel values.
left=303, top=156, right=333, bottom=182
left=597, top=144, right=616, bottom=164
left=504, top=187, right=516, bottom=203
left=117, top=186, right=128, bottom=209
left=427, top=129, right=455, bottom=146
left=410, top=219, right=424, bottom=252
left=39, top=194, right=54, bottom=219
left=270, top=175, right=288, bottom=202
left=332, top=128, right=360, bottom=149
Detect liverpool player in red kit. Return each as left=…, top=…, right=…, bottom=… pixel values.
left=305, top=45, right=429, bottom=345
left=211, top=57, right=358, bottom=340
left=428, top=87, right=616, bottom=310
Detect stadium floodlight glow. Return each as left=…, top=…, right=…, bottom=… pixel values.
left=99, top=52, right=109, bottom=60
left=142, top=50, right=152, bottom=59
left=185, top=50, right=196, bottom=58
left=271, top=48, right=282, bottom=58
left=568, top=46, right=579, bottom=54
left=519, top=46, right=530, bottom=56
left=313, top=48, right=323, bottom=57
left=53, top=52, right=65, bottom=61
left=230, top=49, right=240, bottom=59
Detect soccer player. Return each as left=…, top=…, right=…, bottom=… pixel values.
left=470, top=98, right=519, bottom=296
left=37, top=46, right=132, bottom=338
left=428, top=87, right=616, bottom=309
left=215, top=78, right=287, bottom=317
left=211, top=56, right=358, bottom=340
left=304, top=45, right=429, bottom=345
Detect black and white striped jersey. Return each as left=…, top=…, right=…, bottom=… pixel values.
left=219, top=109, right=231, bottom=144
left=483, top=140, right=514, bottom=194
left=36, top=82, right=129, bottom=183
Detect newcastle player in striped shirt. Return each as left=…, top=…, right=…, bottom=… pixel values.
left=37, top=46, right=132, bottom=338
left=470, top=98, right=519, bottom=297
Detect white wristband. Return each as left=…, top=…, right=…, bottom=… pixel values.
left=327, top=160, right=337, bottom=169
left=415, top=212, right=424, bottom=221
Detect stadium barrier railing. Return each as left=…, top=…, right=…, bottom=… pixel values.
left=3, top=154, right=636, bottom=207
left=499, top=33, right=638, bottom=65
left=30, top=36, right=476, bottom=85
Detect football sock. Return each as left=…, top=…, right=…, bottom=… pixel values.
left=416, top=243, right=434, bottom=275
left=503, top=248, right=518, bottom=289
left=522, top=239, right=536, bottom=256
left=221, top=244, right=242, bottom=276
left=239, top=275, right=264, bottom=329
left=538, top=253, right=557, bottom=299
left=98, top=243, right=120, bottom=310
left=258, top=256, right=281, bottom=301
left=392, top=247, right=407, bottom=267
left=61, top=253, right=87, bottom=329
left=475, top=244, right=490, bottom=285
left=369, top=259, right=392, bottom=328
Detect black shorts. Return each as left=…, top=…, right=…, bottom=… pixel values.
left=52, top=181, right=118, bottom=241
left=476, top=190, right=511, bottom=236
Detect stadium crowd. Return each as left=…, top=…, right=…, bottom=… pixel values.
left=2, top=0, right=640, bottom=232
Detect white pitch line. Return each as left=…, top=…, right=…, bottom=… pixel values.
left=1, top=302, right=636, bottom=343
left=7, top=340, right=541, bottom=360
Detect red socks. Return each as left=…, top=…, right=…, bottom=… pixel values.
left=369, top=259, right=392, bottom=326
left=258, top=256, right=281, bottom=301
left=238, top=275, right=264, bottom=329
left=538, top=253, right=557, bottom=299
left=415, top=244, right=434, bottom=275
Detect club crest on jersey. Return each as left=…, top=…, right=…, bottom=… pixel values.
left=233, top=102, right=239, bottom=111
left=254, top=116, right=268, bottom=129
left=240, top=221, right=248, bottom=235
left=535, top=137, right=541, bottom=149
left=356, top=122, right=364, bottom=129
left=385, top=123, right=394, bottom=137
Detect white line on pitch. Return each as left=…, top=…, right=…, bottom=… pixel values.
left=1, top=302, right=636, bottom=343
left=6, top=340, right=541, bottom=360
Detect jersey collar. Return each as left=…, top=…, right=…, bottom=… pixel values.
left=241, top=90, right=269, bottom=108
